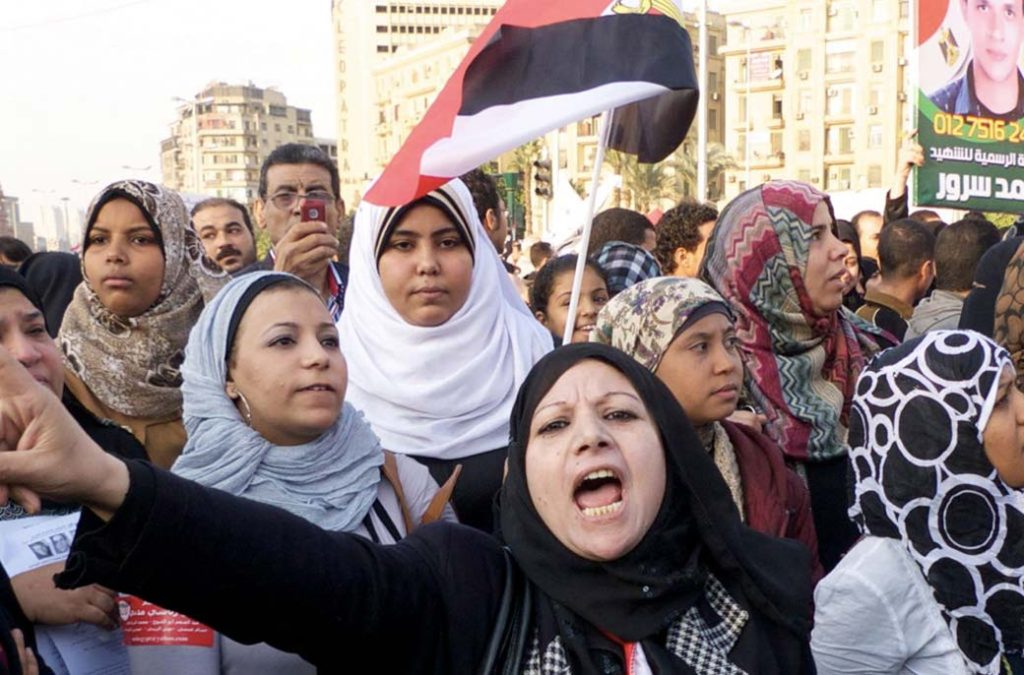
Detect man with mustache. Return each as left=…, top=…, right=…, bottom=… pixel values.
left=931, top=0, right=1024, bottom=121
left=191, top=198, right=258, bottom=274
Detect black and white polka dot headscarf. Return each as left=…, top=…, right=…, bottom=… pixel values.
left=849, top=330, right=1023, bottom=674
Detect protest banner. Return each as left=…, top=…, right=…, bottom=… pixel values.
left=916, top=0, right=1024, bottom=213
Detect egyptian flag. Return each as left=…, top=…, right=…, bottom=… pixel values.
left=364, top=0, right=699, bottom=207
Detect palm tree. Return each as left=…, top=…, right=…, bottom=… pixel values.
left=623, top=160, right=674, bottom=213
left=667, top=142, right=737, bottom=202
left=501, top=139, right=543, bottom=234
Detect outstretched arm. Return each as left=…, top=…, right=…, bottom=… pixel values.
left=0, top=346, right=505, bottom=672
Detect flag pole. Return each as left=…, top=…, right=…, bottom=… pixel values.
left=562, top=110, right=612, bottom=346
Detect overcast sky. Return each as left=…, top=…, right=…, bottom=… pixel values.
left=0, top=0, right=336, bottom=234
left=0, top=0, right=721, bottom=237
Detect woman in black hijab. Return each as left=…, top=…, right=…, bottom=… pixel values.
left=0, top=344, right=813, bottom=673
left=959, top=237, right=1023, bottom=336
left=17, top=252, right=83, bottom=338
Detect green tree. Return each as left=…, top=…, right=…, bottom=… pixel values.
left=623, top=160, right=674, bottom=213
left=667, top=142, right=737, bottom=202
left=503, top=139, right=543, bottom=232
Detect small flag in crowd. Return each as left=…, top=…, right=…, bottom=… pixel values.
left=365, top=0, right=699, bottom=207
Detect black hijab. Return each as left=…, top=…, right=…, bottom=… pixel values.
left=0, top=266, right=45, bottom=321
left=18, top=252, right=83, bottom=338
left=499, top=343, right=811, bottom=672
left=960, top=237, right=1023, bottom=336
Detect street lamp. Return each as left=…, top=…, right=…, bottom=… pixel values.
left=728, top=20, right=752, bottom=189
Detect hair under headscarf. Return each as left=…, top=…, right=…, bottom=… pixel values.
left=58, top=180, right=227, bottom=418
left=338, top=178, right=552, bottom=460
left=499, top=343, right=811, bottom=673
left=701, top=181, right=887, bottom=462
left=171, top=271, right=383, bottom=531
left=849, top=330, right=1023, bottom=674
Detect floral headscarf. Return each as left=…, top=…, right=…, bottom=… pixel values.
left=592, top=276, right=731, bottom=371
left=701, top=181, right=887, bottom=462
left=59, top=180, right=227, bottom=418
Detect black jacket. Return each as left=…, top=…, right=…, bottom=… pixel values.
left=57, top=462, right=813, bottom=674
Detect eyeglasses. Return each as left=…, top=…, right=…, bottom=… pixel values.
left=268, top=189, right=334, bottom=210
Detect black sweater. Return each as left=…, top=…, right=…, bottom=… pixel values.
left=57, top=461, right=505, bottom=674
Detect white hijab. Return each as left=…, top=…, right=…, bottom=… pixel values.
left=338, top=179, right=552, bottom=460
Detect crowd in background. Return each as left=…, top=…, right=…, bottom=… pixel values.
left=0, top=128, right=1021, bottom=675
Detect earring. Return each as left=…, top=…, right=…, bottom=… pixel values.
left=236, top=391, right=253, bottom=427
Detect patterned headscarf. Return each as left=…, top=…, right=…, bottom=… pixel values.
left=993, top=240, right=1024, bottom=389
left=849, top=331, right=1022, bottom=674
left=592, top=241, right=661, bottom=295
left=701, top=181, right=886, bottom=462
left=59, top=180, right=227, bottom=418
left=592, top=276, right=731, bottom=371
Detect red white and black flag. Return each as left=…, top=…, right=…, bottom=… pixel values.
left=364, top=0, right=699, bottom=206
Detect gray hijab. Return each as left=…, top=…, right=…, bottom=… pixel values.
left=171, top=272, right=383, bottom=531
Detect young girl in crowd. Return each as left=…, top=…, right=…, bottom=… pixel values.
left=0, top=343, right=816, bottom=673
left=58, top=180, right=226, bottom=469
left=123, top=272, right=452, bottom=674
left=593, top=276, right=823, bottom=581
left=337, top=178, right=551, bottom=531
left=836, top=220, right=865, bottom=312
left=813, top=330, right=1024, bottom=674
left=701, top=180, right=893, bottom=571
left=529, top=254, right=610, bottom=345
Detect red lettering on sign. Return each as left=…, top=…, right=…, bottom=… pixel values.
left=118, top=596, right=215, bottom=647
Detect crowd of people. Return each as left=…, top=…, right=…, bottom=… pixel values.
left=0, top=128, right=1020, bottom=675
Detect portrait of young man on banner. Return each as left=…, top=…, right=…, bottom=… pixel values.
left=930, top=0, right=1024, bottom=121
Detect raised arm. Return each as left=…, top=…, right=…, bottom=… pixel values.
left=0, top=347, right=505, bottom=672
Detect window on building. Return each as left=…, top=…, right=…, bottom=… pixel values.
left=797, top=48, right=812, bottom=73
left=826, top=84, right=854, bottom=116
left=827, top=165, right=853, bottom=191
left=772, top=94, right=783, bottom=119
left=771, top=131, right=783, bottom=156
left=709, top=71, right=719, bottom=91
left=871, top=40, right=884, bottom=66
left=826, top=125, right=854, bottom=155
left=799, top=8, right=813, bottom=31
left=798, top=88, right=813, bottom=114
left=709, top=35, right=718, bottom=54
left=827, top=1, right=856, bottom=33
left=825, top=43, right=855, bottom=74
left=872, top=0, right=888, bottom=21
left=868, top=124, right=884, bottom=148
left=709, top=111, right=719, bottom=131
left=868, top=164, right=883, bottom=187
left=798, top=168, right=812, bottom=183
left=798, top=129, right=811, bottom=152
left=869, top=84, right=883, bottom=108
left=738, top=94, right=747, bottom=123
left=274, top=123, right=281, bottom=132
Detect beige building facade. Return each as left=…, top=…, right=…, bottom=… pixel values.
left=160, top=82, right=323, bottom=203
left=332, top=0, right=502, bottom=205
left=718, top=0, right=913, bottom=201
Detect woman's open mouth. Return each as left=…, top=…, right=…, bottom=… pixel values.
left=573, top=468, right=623, bottom=517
